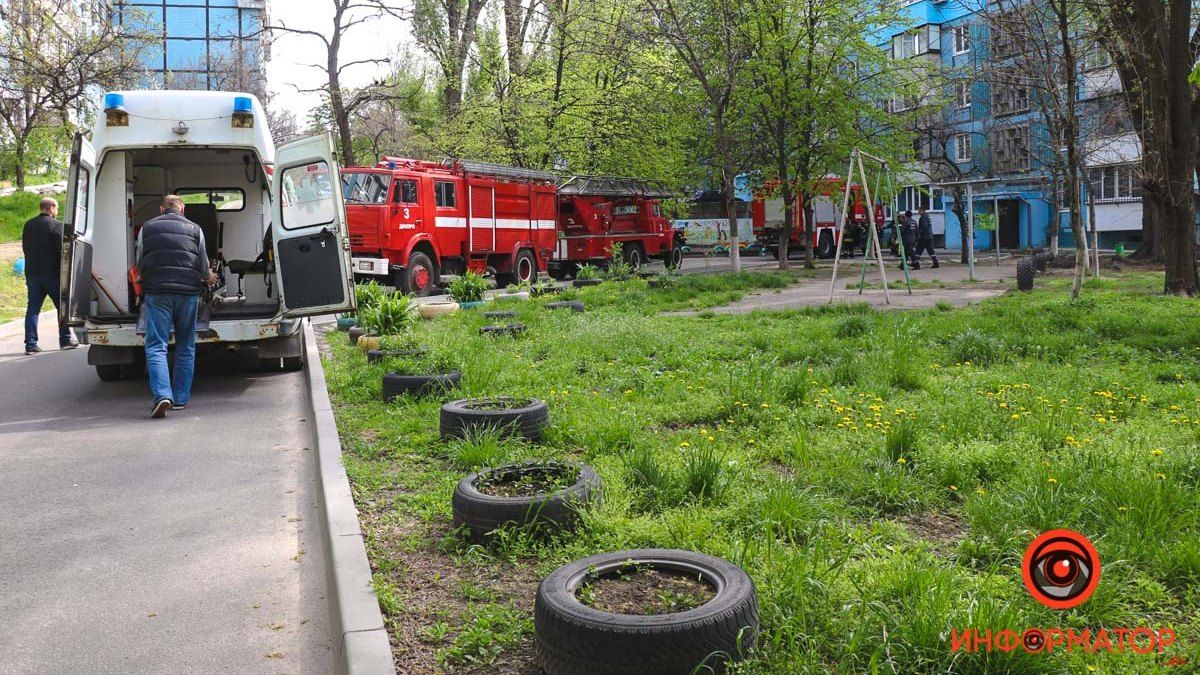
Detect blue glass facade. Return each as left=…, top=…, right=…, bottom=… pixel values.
left=114, top=0, right=268, bottom=91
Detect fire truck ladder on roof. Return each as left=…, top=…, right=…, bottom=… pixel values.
left=557, top=175, right=675, bottom=198
left=441, top=158, right=558, bottom=182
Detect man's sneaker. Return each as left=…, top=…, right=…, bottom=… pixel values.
left=932, top=260, right=940, bottom=269
left=171, top=403, right=187, bottom=411
left=151, top=398, right=172, bottom=419
left=25, top=346, right=42, bottom=355
left=60, top=341, right=79, bottom=350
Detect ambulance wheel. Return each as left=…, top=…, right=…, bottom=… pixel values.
left=816, top=231, right=836, bottom=259
left=96, top=364, right=123, bottom=382
left=623, top=244, right=644, bottom=270
left=514, top=249, right=538, bottom=285
left=281, top=356, right=304, bottom=372
left=398, top=252, right=437, bottom=297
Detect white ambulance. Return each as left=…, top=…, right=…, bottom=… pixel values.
left=59, top=90, right=355, bottom=380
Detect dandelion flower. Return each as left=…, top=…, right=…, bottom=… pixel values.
left=1011, top=414, right=1021, bottom=420
left=949, top=485, right=958, bottom=491
left=1047, top=477, right=1058, bottom=484
left=897, top=457, right=907, bottom=464
left=1156, top=473, right=1166, bottom=480
left=1151, top=449, right=1164, bottom=457
left=679, top=441, right=691, bottom=448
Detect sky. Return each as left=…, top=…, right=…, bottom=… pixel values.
left=266, top=0, right=414, bottom=125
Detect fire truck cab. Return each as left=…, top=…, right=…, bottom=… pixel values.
left=345, top=158, right=557, bottom=295
left=550, top=175, right=683, bottom=277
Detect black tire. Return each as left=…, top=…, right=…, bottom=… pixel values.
left=382, top=370, right=461, bottom=402
left=480, top=323, right=526, bottom=336
left=514, top=249, right=538, bottom=285
left=348, top=326, right=364, bottom=346
left=281, top=355, right=304, bottom=372
left=398, top=251, right=438, bottom=297
left=440, top=397, right=549, bottom=441
left=665, top=242, right=684, bottom=270
left=1033, top=253, right=1048, bottom=273
left=545, top=301, right=585, bottom=313
left=573, top=278, right=602, bottom=288
left=1017, top=257, right=1035, bottom=291
left=535, top=549, right=759, bottom=675
left=367, top=348, right=428, bottom=363
left=452, top=462, right=601, bottom=542
left=623, top=243, right=645, bottom=270
left=816, top=231, right=836, bottom=259
left=484, top=310, right=518, bottom=319
left=96, top=364, right=123, bottom=382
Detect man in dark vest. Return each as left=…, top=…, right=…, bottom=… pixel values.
left=912, top=206, right=939, bottom=269
left=22, top=197, right=77, bottom=354
left=138, top=195, right=216, bottom=418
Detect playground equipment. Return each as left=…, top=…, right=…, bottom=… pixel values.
left=828, top=149, right=912, bottom=304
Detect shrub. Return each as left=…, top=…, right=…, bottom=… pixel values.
left=835, top=314, right=872, bottom=338
left=682, top=446, right=728, bottom=502
left=449, top=271, right=488, bottom=303
left=359, top=293, right=418, bottom=335
left=575, top=263, right=601, bottom=280
left=947, top=329, right=1003, bottom=365
left=354, top=281, right=386, bottom=314
left=605, top=242, right=633, bottom=279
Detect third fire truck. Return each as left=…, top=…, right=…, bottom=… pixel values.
left=751, top=178, right=871, bottom=259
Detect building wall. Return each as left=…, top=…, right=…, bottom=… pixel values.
left=112, top=0, right=268, bottom=92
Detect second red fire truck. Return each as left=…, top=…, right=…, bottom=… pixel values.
left=342, top=158, right=683, bottom=294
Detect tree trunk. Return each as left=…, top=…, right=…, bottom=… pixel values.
left=802, top=199, right=815, bottom=269
left=774, top=121, right=791, bottom=271
left=14, top=141, right=27, bottom=190
left=327, top=8, right=355, bottom=167
left=953, top=185, right=968, bottom=263
left=1087, top=189, right=1099, bottom=277
left=717, top=119, right=741, bottom=273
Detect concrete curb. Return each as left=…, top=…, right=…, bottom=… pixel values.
left=302, top=319, right=395, bottom=675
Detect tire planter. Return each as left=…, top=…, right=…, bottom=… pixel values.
left=1033, top=253, right=1048, bottom=273
left=544, top=301, right=585, bottom=313
left=336, top=316, right=358, bottom=331
left=452, top=461, right=601, bottom=542
left=573, top=278, right=602, bottom=288
left=357, top=334, right=381, bottom=352
left=535, top=549, right=759, bottom=675
left=458, top=300, right=487, bottom=309
left=382, top=370, right=461, bottom=402
left=484, top=310, right=518, bottom=319
left=419, top=302, right=460, bottom=319
left=1017, top=257, right=1035, bottom=292
left=367, top=348, right=428, bottom=364
left=497, top=291, right=532, bottom=301
left=348, top=326, right=365, bottom=346
left=440, top=397, right=549, bottom=441
left=479, top=323, right=526, bottom=336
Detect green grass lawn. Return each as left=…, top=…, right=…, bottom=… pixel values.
left=0, top=260, right=39, bottom=324
left=325, top=272, right=1200, bottom=674
left=0, top=191, right=64, bottom=244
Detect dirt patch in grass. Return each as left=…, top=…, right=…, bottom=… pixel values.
left=577, top=567, right=715, bottom=615
left=477, top=465, right=577, bottom=498
left=896, top=509, right=969, bottom=554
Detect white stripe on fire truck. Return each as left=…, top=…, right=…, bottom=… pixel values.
left=435, top=218, right=557, bottom=230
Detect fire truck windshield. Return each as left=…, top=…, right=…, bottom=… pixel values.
left=342, top=172, right=392, bottom=204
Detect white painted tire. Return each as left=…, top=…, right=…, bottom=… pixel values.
left=419, top=302, right=460, bottom=319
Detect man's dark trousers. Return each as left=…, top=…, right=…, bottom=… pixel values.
left=25, top=274, right=71, bottom=350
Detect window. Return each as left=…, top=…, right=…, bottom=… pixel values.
left=1086, top=164, right=1141, bottom=202
left=435, top=181, right=457, bottom=208
left=990, top=9, right=1029, bottom=59
left=1084, top=47, right=1112, bottom=71
left=395, top=179, right=418, bottom=204
left=953, top=25, right=970, bottom=54
left=653, top=204, right=662, bottom=217
left=281, top=162, right=336, bottom=230
left=341, top=172, right=391, bottom=204
left=73, top=167, right=91, bottom=235
left=165, top=6, right=206, bottom=38
left=896, top=185, right=935, bottom=213
left=955, top=134, right=973, bottom=163
left=178, top=188, right=245, bottom=212
left=892, top=25, right=939, bottom=59
left=166, top=38, right=206, bottom=70
left=613, top=204, right=639, bottom=216
left=955, top=80, right=972, bottom=108
left=992, top=71, right=1030, bottom=116
left=890, top=95, right=919, bottom=113
left=991, top=125, right=1031, bottom=173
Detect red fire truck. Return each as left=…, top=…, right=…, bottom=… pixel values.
left=345, top=160, right=685, bottom=293
left=344, top=157, right=557, bottom=294
left=751, top=178, right=870, bottom=259
left=550, top=175, right=684, bottom=278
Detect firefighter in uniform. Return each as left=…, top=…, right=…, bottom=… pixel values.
left=911, top=206, right=939, bottom=269
left=897, top=210, right=917, bottom=269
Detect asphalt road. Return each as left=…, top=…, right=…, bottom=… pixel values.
left=0, top=313, right=331, bottom=674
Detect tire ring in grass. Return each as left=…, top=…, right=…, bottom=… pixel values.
left=382, top=370, right=461, bottom=402
left=544, top=301, right=585, bottom=313
left=440, top=397, right=549, bottom=441
left=535, top=549, right=759, bottom=675
left=348, top=326, right=365, bottom=346
left=479, top=323, right=526, bottom=336
left=367, top=348, right=428, bottom=364
left=484, top=310, right=518, bottom=319
left=452, top=461, right=601, bottom=542
left=336, top=316, right=358, bottom=331
left=573, top=279, right=601, bottom=288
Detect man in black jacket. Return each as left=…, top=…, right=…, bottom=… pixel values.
left=22, top=197, right=76, bottom=355
left=912, top=206, right=939, bottom=269
left=138, top=195, right=216, bottom=418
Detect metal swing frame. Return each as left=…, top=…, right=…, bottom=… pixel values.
left=828, top=149, right=912, bottom=304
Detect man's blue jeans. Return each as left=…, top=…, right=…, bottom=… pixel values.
left=25, top=274, right=71, bottom=349
left=143, top=293, right=200, bottom=406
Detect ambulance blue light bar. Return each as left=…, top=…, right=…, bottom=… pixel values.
left=104, top=93, right=128, bottom=127
left=232, top=96, right=255, bottom=128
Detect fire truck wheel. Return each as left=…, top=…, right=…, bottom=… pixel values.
left=534, top=549, right=759, bottom=675
left=514, top=249, right=538, bottom=285
left=452, top=461, right=601, bottom=542
left=666, top=244, right=684, bottom=270
left=440, top=397, right=550, bottom=441
left=399, top=252, right=438, bottom=296
left=383, top=370, right=462, bottom=402
left=816, top=232, right=836, bottom=259
left=622, top=244, right=645, bottom=270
